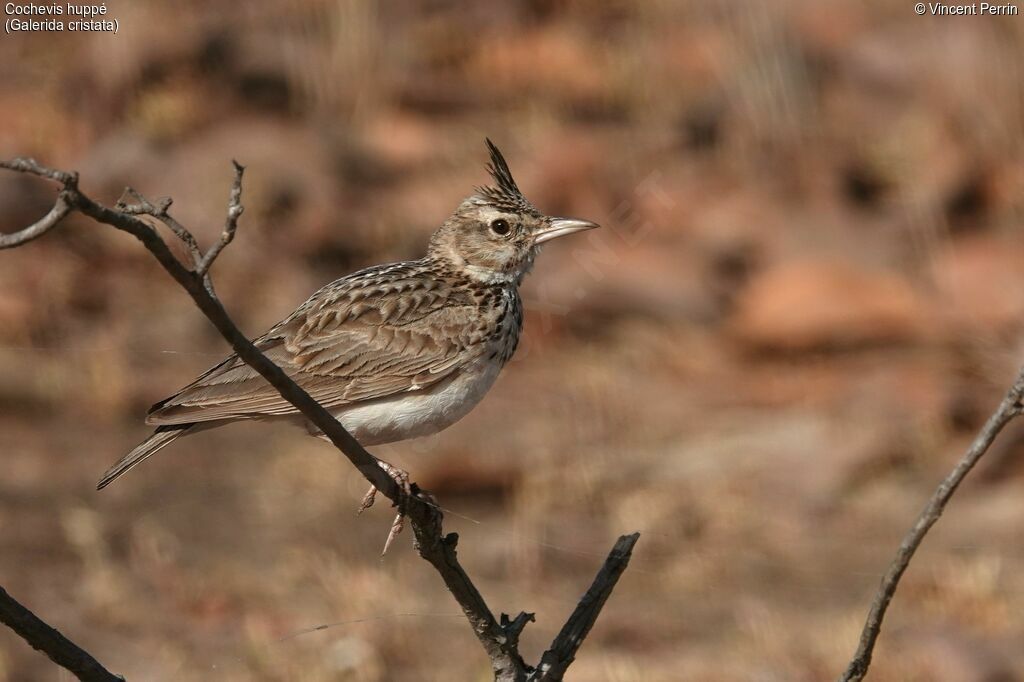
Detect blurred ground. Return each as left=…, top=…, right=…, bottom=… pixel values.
left=3, top=1, right=1024, bottom=680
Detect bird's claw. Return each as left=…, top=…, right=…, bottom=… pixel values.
left=358, top=486, right=378, bottom=513
left=356, top=459, right=413, bottom=555
left=382, top=509, right=406, bottom=556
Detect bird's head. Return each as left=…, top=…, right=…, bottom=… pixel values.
left=428, top=139, right=598, bottom=284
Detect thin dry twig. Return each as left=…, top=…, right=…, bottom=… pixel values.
left=0, top=192, right=72, bottom=248
left=839, top=368, right=1024, bottom=681
left=532, top=533, right=641, bottom=681
left=0, top=585, right=122, bottom=682
left=195, top=159, right=244, bottom=276
left=0, top=157, right=77, bottom=185
left=0, top=158, right=77, bottom=248
left=0, top=157, right=639, bottom=682
left=116, top=189, right=202, bottom=266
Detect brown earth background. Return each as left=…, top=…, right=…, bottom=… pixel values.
left=3, top=1, right=1024, bottom=680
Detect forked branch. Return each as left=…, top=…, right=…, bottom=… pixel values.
left=0, top=157, right=638, bottom=682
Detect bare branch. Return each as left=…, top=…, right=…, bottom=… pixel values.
left=0, top=584, right=123, bottom=682
left=0, top=192, right=72, bottom=248
left=0, top=158, right=77, bottom=249
left=839, top=368, right=1024, bottom=681
left=0, top=157, right=639, bottom=682
left=116, top=189, right=202, bottom=268
left=411, top=523, right=530, bottom=681
left=532, top=533, right=641, bottom=681
left=0, top=157, right=77, bottom=186
left=195, top=160, right=244, bottom=276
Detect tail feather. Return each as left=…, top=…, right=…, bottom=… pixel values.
left=97, top=424, right=193, bottom=490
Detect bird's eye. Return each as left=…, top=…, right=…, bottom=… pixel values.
left=490, top=219, right=511, bottom=236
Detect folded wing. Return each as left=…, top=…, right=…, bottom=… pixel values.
left=147, top=264, right=482, bottom=425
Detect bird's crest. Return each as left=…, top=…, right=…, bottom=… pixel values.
left=476, top=139, right=542, bottom=217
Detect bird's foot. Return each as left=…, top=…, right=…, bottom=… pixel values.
left=357, top=459, right=412, bottom=555
left=357, top=459, right=411, bottom=512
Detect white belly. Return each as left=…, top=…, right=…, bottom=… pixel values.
left=329, top=360, right=502, bottom=446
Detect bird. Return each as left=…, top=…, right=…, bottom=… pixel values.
left=97, top=139, right=598, bottom=536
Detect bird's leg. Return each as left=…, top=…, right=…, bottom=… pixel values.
left=357, top=459, right=411, bottom=512
left=356, top=458, right=412, bottom=554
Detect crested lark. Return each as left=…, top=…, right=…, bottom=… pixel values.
left=97, top=140, right=598, bottom=516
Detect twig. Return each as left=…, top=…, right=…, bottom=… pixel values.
left=195, top=160, right=244, bottom=276
left=532, top=533, right=640, bottom=681
left=838, top=368, right=1024, bottom=681
left=0, top=157, right=77, bottom=185
left=0, top=585, right=123, bottom=682
left=0, top=191, right=72, bottom=248
left=501, top=611, right=537, bottom=652
left=116, top=189, right=202, bottom=267
left=0, top=157, right=639, bottom=682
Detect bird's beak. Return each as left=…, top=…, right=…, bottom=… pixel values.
left=534, top=218, right=600, bottom=244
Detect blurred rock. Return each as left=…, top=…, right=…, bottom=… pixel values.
left=932, top=234, right=1024, bottom=335
left=730, top=260, right=928, bottom=352
left=361, top=112, right=438, bottom=168
left=418, top=453, right=516, bottom=505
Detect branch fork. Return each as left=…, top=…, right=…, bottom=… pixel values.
left=0, top=157, right=640, bottom=682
